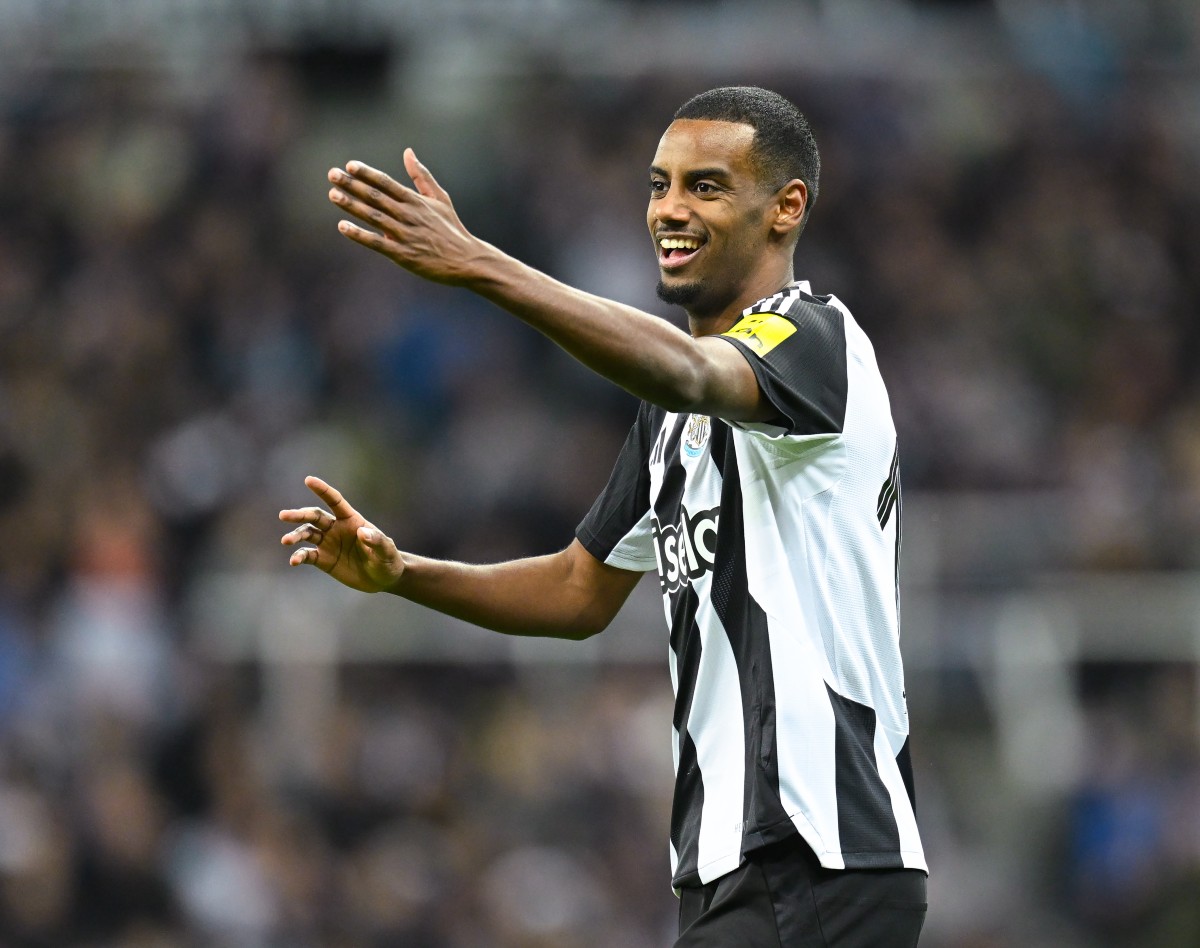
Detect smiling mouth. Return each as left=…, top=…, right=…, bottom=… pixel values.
left=657, top=234, right=706, bottom=270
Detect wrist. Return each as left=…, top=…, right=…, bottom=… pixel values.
left=458, top=238, right=517, bottom=295
left=383, top=551, right=415, bottom=597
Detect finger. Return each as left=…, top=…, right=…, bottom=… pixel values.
left=404, top=148, right=452, bottom=204
left=304, top=475, right=359, bottom=520
left=328, top=186, right=415, bottom=237
left=337, top=219, right=408, bottom=256
left=289, top=546, right=318, bottom=567
left=279, top=507, right=333, bottom=529
left=328, top=167, right=420, bottom=218
left=281, top=524, right=323, bottom=546
left=343, top=161, right=419, bottom=203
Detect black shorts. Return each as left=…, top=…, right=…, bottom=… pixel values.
left=675, top=834, right=927, bottom=947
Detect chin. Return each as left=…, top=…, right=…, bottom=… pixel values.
left=656, top=277, right=705, bottom=307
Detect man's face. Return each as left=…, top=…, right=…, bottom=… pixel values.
left=647, top=119, right=777, bottom=316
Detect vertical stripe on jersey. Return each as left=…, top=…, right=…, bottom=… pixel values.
left=707, top=423, right=794, bottom=853
left=825, top=685, right=902, bottom=864
left=896, top=737, right=915, bottom=809
left=875, top=724, right=925, bottom=869
left=669, top=585, right=704, bottom=877
left=652, top=415, right=704, bottom=878
left=877, top=446, right=899, bottom=529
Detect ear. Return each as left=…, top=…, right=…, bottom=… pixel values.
left=770, top=179, right=808, bottom=239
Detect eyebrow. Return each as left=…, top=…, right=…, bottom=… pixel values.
left=649, top=165, right=734, bottom=182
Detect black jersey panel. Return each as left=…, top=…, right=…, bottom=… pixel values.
left=669, top=583, right=705, bottom=885
left=825, top=685, right=903, bottom=864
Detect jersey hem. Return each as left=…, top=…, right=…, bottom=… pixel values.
left=671, top=810, right=928, bottom=888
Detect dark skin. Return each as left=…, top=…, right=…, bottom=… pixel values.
left=280, top=119, right=808, bottom=638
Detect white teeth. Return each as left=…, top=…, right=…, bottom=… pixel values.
left=660, top=237, right=701, bottom=251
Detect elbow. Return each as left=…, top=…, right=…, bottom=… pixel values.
left=653, top=362, right=709, bottom=415
left=553, top=541, right=636, bottom=641
left=559, top=594, right=622, bottom=641
left=655, top=391, right=700, bottom=415
left=561, top=613, right=609, bottom=641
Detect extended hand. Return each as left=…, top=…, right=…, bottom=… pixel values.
left=327, top=149, right=485, bottom=284
left=279, top=475, right=404, bottom=594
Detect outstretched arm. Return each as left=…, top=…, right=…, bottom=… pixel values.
left=280, top=476, right=643, bottom=639
left=327, top=151, right=770, bottom=422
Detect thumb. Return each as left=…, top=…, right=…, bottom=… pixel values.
left=404, top=147, right=452, bottom=204
left=358, top=525, right=387, bottom=550
left=356, top=525, right=404, bottom=592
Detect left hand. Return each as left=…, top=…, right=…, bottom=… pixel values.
left=279, top=475, right=405, bottom=594
left=327, top=149, right=486, bottom=284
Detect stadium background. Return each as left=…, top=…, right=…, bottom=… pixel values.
left=0, top=0, right=1199, bottom=944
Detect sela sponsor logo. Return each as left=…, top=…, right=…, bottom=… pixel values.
left=682, top=414, right=710, bottom=458
left=652, top=505, right=720, bottom=594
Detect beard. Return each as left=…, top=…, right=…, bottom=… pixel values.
left=656, top=278, right=705, bottom=307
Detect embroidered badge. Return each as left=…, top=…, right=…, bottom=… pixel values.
left=683, top=414, right=711, bottom=458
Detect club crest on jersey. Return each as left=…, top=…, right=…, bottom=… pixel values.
left=683, top=414, right=711, bottom=458
left=652, top=505, right=720, bottom=594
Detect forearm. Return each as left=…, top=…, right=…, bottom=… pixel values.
left=326, top=157, right=764, bottom=419
left=466, top=246, right=712, bottom=412
left=390, top=547, right=616, bottom=640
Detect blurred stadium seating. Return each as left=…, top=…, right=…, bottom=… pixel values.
left=0, top=1, right=1198, bottom=945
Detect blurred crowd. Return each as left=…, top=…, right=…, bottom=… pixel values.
left=1, top=5, right=1200, bottom=945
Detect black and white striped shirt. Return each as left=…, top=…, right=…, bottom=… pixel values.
left=577, top=281, right=926, bottom=888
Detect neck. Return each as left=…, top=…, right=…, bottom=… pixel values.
left=686, top=267, right=796, bottom=338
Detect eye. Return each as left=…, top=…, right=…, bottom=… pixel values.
left=649, top=179, right=667, bottom=195
left=693, top=181, right=720, bottom=195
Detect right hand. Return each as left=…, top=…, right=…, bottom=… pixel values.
left=327, top=150, right=485, bottom=286
left=279, top=476, right=404, bottom=594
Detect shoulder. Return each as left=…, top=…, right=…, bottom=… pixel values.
left=717, top=282, right=856, bottom=440
left=724, top=282, right=847, bottom=348
left=721, top=282, right=851, bottom=367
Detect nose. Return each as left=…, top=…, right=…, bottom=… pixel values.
left=652, top=184, right=690, bottom=225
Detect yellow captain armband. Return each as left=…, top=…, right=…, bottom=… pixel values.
left=720, top=312, right=797, bottom=357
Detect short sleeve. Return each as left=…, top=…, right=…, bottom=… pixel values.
left=575, top=403, right=659, bottom=571
left=718, top=298, right=848, bottom=439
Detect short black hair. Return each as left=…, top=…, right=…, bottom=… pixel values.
left=674, top=86, right=820, bottom=232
